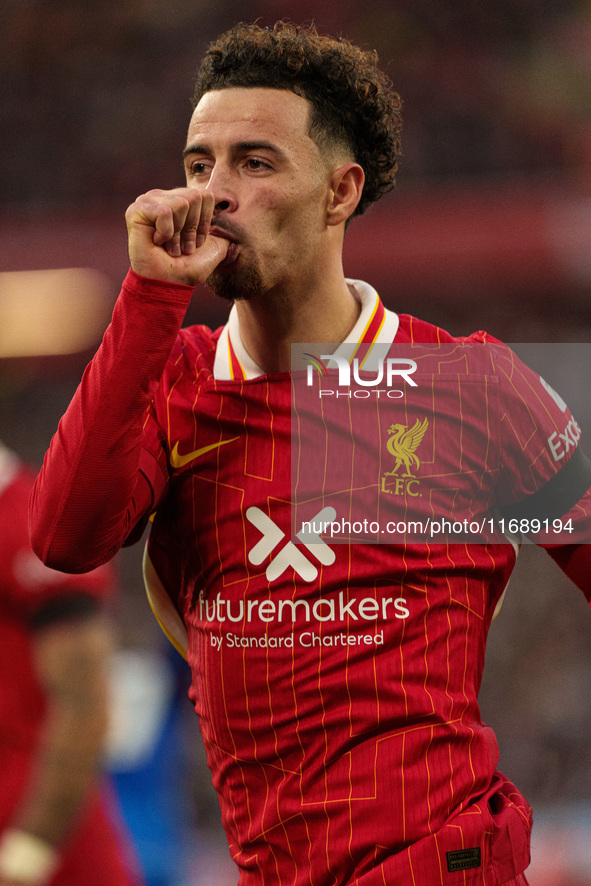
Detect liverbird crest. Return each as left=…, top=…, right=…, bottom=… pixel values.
left=384, top=418, right=429, bottom=478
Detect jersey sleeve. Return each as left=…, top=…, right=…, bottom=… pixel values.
left=490, top=343, right=591, bottom=539
left=29, top=270, right=194, bottom=573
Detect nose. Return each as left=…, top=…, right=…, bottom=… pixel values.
left=205, top=164, right=238, bottom=214
left=214, top=196, right=232, bottom=213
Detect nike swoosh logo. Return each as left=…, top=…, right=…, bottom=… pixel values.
left=169, top=437, right=239, bottom=469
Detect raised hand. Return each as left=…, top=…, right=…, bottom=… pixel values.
left=125, top=187, right=229, bottom=285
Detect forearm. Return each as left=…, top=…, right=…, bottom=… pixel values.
left=30, top=270, right=193, bottom=572
left=10, top=671, right=109, bottom=846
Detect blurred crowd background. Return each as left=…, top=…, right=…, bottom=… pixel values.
left=2, top=1, right=591, bottom=884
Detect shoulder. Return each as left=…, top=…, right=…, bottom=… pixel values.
left=396, top=314, right=500, bottom=345
left=0, top=461, right=112, bottom=604
left=166, top=323, right=224, bottom=380
left=0, top=458, right=33, bottom=525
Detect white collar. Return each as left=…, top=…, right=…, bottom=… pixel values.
left=212, top=278, right=399, bottom=381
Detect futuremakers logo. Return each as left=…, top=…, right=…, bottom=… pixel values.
left=246, top=506, right=336, bottom=582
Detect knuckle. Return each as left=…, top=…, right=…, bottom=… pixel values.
left=156, top=204, right=173, bottom=220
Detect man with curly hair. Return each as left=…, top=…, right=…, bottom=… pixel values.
left=31, top=21, right=591, bottom=886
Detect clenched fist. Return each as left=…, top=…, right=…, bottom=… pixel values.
left=125, top=187, right=229, bottom=285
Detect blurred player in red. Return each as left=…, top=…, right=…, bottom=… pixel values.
left=30, top=21, right=591, bottom=886
left=0, top=442, right=142, bottom=886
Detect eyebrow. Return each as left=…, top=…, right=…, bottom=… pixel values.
left=182, top=140, right=288, bottom=160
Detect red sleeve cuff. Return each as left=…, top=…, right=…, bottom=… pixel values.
left=122, top=268, right=195, bottom=303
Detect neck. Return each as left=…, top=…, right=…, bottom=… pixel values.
left=234, top=264, right=361, bottom=373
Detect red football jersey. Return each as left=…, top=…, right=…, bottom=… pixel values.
left=30, top=272, right=591, bottom=886
left=0, top=447, right=140, bottom=886
left=0, top=448, right=114, bottom=766
left=141, top=279, right=589, bottom=885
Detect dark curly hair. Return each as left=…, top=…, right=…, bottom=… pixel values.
left=192, top=21, right=403, bottom=218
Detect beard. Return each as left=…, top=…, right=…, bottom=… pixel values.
left=206, top=260, right=265, bottom=303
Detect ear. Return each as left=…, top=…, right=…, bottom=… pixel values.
left=326, top=163, right=365, bottom=227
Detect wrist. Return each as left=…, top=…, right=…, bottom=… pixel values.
left=0, top=830, right=59, bottom=885
left=127, top=267, right=195, bottom=289
left=123, top=269, right=196, bottom=306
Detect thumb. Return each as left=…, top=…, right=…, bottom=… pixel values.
left=196, top=234, right=230, bottom=279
